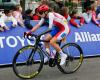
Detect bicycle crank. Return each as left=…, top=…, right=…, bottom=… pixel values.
left=48, top=58, right=56, bottom=67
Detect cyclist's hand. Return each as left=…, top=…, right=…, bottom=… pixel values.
left=77, top=25, right=81, bottom=28
left=80, top=23, right=83, bottom=26
left=24, top=31, right=32, bottom=38
left=97, top=24, right=100, bottom=27
left=12, top=24, right=17, bottom=27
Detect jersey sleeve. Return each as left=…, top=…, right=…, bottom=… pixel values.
left=48, top=13, right=54, bottom=29
left=11, top=16, right=18, bottom=25
left=70, top=18, right=78, bottom=27
left=38, top=18, right=45, bottom=26
left=0, top=18, right=6, bottom=27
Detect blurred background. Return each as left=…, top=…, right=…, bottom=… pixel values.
left=0, top=0, right=99, bottom=14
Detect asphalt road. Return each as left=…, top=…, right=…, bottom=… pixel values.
left=0, top=58, right=100, bottom=80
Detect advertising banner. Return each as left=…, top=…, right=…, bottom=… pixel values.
left=0, top=20, right=100, bottom=65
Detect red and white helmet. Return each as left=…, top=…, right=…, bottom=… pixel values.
left=38, top=4, right=49, bottom=12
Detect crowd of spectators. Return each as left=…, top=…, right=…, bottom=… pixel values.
left=0, top=0, right=100, bottom=32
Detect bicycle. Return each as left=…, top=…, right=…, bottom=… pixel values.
left=12, top=30, right=83, bottom=79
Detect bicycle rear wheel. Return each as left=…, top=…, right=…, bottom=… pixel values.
left=12, top=45, right=44, bottom=79
left=57, top=43, right=83, bottom=74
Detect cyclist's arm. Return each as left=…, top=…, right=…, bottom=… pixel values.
left=30, top=18, right=44, bottom=32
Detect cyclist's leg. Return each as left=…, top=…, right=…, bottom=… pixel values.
left=50, top=32, right=64, bottom=52
left=43, top=34, right=52, bottom=63
left=43, top=27, right=60, bottom=63
left=44, top=33, right=52, bottom=55
left=44, top=26, right=59, bottom=55
left=50, top=30, right=69, bottom=65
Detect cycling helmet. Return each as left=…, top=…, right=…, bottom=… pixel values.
left=38, top=4, right=49, bottom=12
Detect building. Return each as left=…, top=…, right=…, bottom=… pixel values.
left=0, top=0, right=20, bottom=10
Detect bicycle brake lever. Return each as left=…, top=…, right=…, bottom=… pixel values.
left=24, top=32, right=32, bottom=38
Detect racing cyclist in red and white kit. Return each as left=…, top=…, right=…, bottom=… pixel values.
left=25, top=5, right=70, bottom=65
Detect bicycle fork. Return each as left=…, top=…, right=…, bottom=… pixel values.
left=26, top=45, right=38, bottom=65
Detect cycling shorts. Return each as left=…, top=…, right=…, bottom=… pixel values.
left=50, top=26, right=59, bottom=37
left=50, top=25, right=70, bottom=41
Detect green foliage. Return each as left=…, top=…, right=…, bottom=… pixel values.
left=65, top=2, right=78, bottom=14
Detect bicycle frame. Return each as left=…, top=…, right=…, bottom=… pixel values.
left=26, top=30, right=62, bottom=62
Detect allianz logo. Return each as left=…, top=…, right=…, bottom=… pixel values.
left=75, top=32, right=100, bottom=42
left=0, top=36, right=35, bottom=48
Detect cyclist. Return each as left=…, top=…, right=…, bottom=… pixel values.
left=25, top=4, right=70, bottom=65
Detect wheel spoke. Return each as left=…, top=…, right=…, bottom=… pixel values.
left=12, top=45, right=44, bottom=79
left=57, top=43, right=83, bottom=74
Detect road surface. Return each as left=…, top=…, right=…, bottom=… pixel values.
left=0, top=58, right=100, bottom=80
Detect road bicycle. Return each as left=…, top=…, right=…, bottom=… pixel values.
left=12, top=30, right=83, bottom=79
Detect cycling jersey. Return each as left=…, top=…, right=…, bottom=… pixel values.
left=38, top=12, right=70, bottom=40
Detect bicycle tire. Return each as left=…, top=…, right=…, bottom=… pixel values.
left=56, top=43, right=83, bottom=74
left=12, top=45, right=44, bottom=79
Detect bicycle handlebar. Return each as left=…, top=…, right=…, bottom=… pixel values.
left=24, top=32, right=37, bottom=41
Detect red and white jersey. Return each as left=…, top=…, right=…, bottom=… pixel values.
left=38, top=12, right=70, bottom=40
left=38, top=12, right=69, bottom=30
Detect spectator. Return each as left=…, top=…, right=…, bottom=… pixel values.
left=91, top=5, right=100, bottom=26
left=32, top=8, right=40, bottom=20
left=55, top=0, right=64, bottom=13
left=70, top=9, right=84, bottom=28
left=93, top=0, right=100, bottom=17
left=39, top=0, right=49, bottom=5
left=23, top=9, right=33, bottom=29
left=82, top=6, right=92, bottom=23
left=12, top=5, right=24, bottom=27
left=60, top=6, right=71, bottom=22
left=83, top=0, right=94, bottom=11
left=0, top=12, right=9, bottom=31
left=55, top=0, right=64, bottom=9
left=2, top=9, right=17, bottom=28
left=96, top=6, right=100, bottom=17
left=96, top=2, right=100, bottom=20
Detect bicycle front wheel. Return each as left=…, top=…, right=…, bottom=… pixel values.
left=12, top=45, right=44, bottom=79
left=57, top=43, right=83, bottom=74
